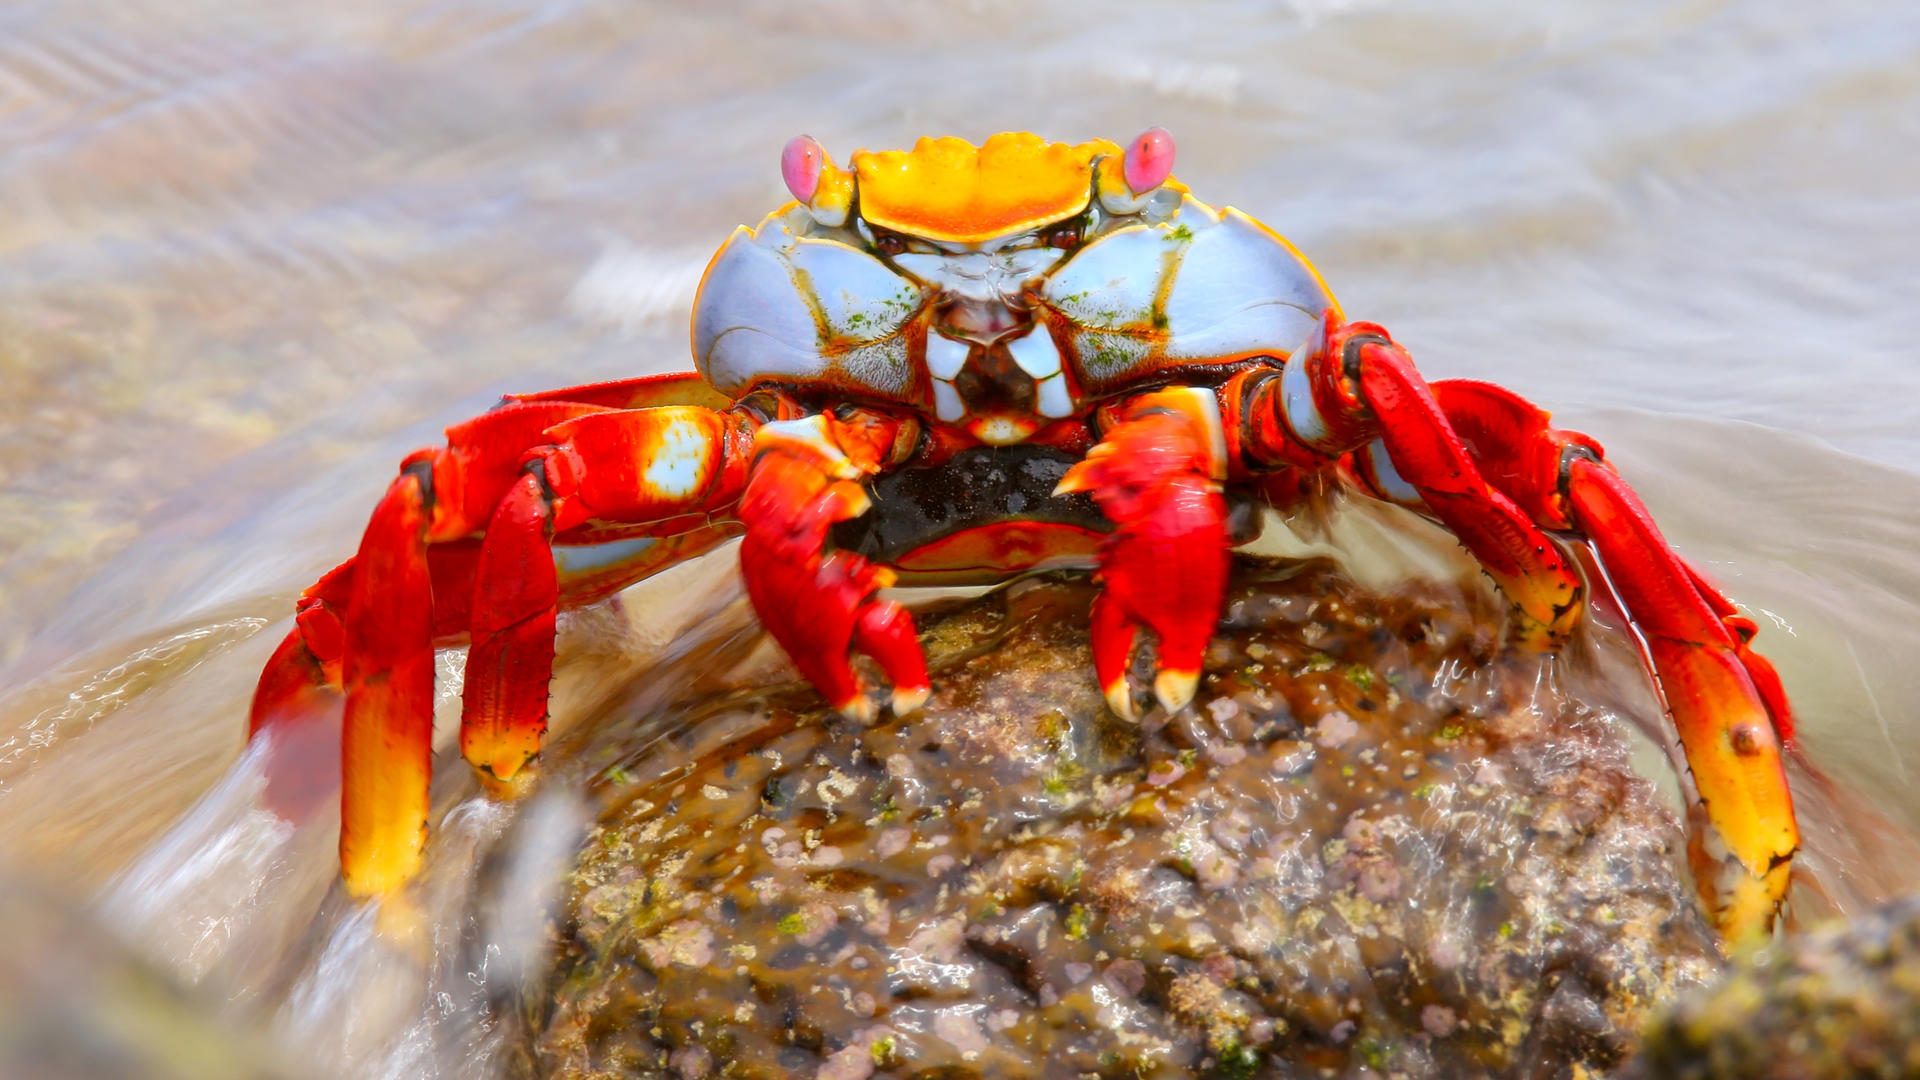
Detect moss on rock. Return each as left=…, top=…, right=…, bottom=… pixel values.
left=1628, top=892, right=1920, bottom=1079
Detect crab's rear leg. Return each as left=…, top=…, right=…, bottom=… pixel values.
left=1426, top=377, right=1797, bottom=940
left=1229, top=313, right=1794, bottom=940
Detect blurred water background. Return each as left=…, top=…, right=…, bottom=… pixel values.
left=2, top=0, right=1919, bottom=1076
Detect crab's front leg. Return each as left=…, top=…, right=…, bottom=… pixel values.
left=1229, top=312, right=1796, bottom=942
left=1055, top=388, right=1232, bottom=720
left=739, top=409, right=929, bottom=721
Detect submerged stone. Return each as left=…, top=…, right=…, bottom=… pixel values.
left=529, top=562, right=1720, bottom=1078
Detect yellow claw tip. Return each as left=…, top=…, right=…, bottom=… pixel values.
left=1154, top=669, right=1200, bottom=713
left=1104, top=680, right=1137, bottom=723
left=461, top=732, right=541, bottom=788
left=837, top=694, right=878, bottom=724
left=1052, top=471, right=1095, bottom=497
left=1712, top=869, right=1790, bottom=952
left=372, top=891, right=429, bottom=946
left=891, top=685, right=930, bottom=716
left=840, top=483, right=873, bottom=517
left=476, top=761, right=538, bottom=800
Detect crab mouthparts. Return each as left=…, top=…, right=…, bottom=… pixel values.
left=937, top=297, right=1030, bottom=345
left=924, top=298, right=1072, bottom=443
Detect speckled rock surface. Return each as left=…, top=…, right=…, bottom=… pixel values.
left=1627, top=892, right=1920, bottom=1079
left=529, top=563, right=1722, bottom=1079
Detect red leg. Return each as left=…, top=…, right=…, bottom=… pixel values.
left=738, top=410, right=926, bottom=720
left=1428, top=377, right=1797, bottom=941
left=1329, top=319, right=1585, bottom=646
left=339, top=461, right=438, bottom=896
left=458, top=472, right=559, bottom=789
left=455, top=402, right=755, bottom=788
left=1225, top=317, right=1583, bottom=647
left=1229, top=317, right=1794, bottom=941
left=253, top=397, right=758, bottom=896
left=1057, top=387, right=1231, bottom=719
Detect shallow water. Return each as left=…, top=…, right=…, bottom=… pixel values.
left=2, top=0, right=1919, bottom=1074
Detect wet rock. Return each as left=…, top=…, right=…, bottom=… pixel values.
left=1628, top=892, right=1920, bottom=1079
left=531, top=563, right=1721, bottom=1078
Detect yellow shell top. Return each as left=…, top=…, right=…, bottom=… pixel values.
left=851, top=133, right=1124, bottom=244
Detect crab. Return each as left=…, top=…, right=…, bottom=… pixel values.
left=249, top=129, right=1797, bottom=943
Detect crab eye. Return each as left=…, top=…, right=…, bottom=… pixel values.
left=871, top=230, right=908, bottom=256
left=1046, top=224, right=1081, bottom=249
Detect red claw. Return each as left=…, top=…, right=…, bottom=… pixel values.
left=1058, top=389, right=1228, bottom=719
left=739, top=413, right=927, bottom=721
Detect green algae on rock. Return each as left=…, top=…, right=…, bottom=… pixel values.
left=531, top=562, right=1721, bottom=1079
left=1628, top=892, right=1920, bottom=1080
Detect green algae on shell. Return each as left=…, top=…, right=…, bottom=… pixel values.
left=531, top=562, right=1721, bottom=1079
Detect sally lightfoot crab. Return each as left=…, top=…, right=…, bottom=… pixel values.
left=249, top=129, right=1797, bottom=943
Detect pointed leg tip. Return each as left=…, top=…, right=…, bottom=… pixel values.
left=476, top=760, right=539, bottom=800
left=1153, top=668, right=1200, bottom=713
left=1688, top=818, right=1791, bottom=950
left=1708, top=873, right=1787, bottom=953
left=836, top=694, right=878, bottom=724
left=891, top=685, right=930, bottom=716
left=465, top=741, right=538, bottom=785
left=1104, top=680, right=1138, bottom=723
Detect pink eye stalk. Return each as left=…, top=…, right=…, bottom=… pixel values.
left=1122, top=127, right=1175, bottom=194
left=781, top=134, right=827, bottom=204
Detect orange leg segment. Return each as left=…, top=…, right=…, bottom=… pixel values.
left=339, top=461, right=438, bottom=896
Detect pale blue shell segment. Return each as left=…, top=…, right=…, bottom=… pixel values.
left=552, top=535, right=657, bottom=580
left=1360, top=437, right=1423, bottom=506
left=691, top=195, right=1334, bottom=413
left=1041, top=195, right=1335, bottom=393
left=693, top=211, right=928, bottom=400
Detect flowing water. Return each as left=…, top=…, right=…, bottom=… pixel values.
left=2, top=0, right=1919, bottom=1074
